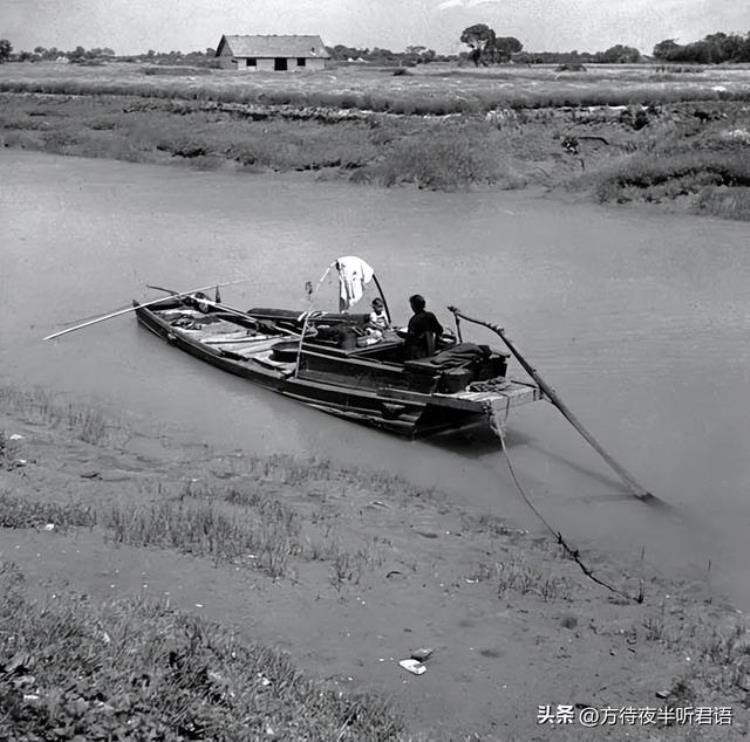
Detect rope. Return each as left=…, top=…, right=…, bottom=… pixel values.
left=494, top=418, right=643, bottom=604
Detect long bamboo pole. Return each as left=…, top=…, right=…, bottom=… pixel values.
left=448, top=306, right=654, bottom=501
left=43, top=278, right=252, bottom=341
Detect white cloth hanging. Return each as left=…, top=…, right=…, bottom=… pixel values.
left=335, top=256, right=374, bottom=310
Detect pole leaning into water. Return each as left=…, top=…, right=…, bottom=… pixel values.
left=43, top=278, right=252, bottom=341
left=448, top=306, right=654, bottom=501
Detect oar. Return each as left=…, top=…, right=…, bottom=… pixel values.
left=43, top=279, right=250, bottom=341
left=448, top=306, right=654, bottom=502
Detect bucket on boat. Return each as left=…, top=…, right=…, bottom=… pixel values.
left=271, top=341, right=300, bottom=363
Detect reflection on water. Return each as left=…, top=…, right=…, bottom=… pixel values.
left=2, top=151, right=749, bottom=606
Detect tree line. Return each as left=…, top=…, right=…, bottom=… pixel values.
left=3, top=29, right=750, bottom=67
left=653, top=32, right=750, bottom=64
left=0, top=41, right=215, bottom=65
left=325, top=45, right=449, bottom=65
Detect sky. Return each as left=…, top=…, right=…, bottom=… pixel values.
left=1, top=0, right=748, bottom=56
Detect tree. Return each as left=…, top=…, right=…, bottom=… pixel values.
left=652, top=38, right=680, bottom=60
left=68, top=45, right=86, bottom=63
left=0, top=38, right=13, bottom=63
left=460, top=23, right=496, bottom=66
left=595, top=44, right=640, bottom=63
left=492, top=36, right=522, bottom=62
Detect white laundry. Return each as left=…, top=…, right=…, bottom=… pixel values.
left=336, top=256, right=374, bottom=310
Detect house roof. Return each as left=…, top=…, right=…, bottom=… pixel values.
left=217, top=35, right=330, bottom=59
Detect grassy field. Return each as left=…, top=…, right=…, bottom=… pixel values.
left=2, top=61, right=749, bottom=112
left=1, top=61, right=750, bottom=217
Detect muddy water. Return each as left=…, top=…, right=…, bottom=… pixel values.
left=2, top=151, right=749, bottom=606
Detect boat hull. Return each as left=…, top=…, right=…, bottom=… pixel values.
left=134, top=299, right=540, bottom=437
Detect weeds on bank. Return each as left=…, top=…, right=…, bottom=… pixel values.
left=239, top=452, right=437, bottom=505
left=359, top=123, right=510, bottom=189
left=178, top=477, right=389, bottom=586
left=563, top=103, right=750, bottom=217
left=695, top=185, right=750, bottom=219
left=0, top=387, right=117, bottom=445
left=0, top=491, right=96, bottom=530
left=5, top=86, right=750, bottom=201
left=585, top=150, right=750, bottom=219
left=103, top=495, right=301, bottom=579
left=469, top=554, right=573, bottom=602
left=329, top=538, right=386, bottom=590
left=633, top=601, right=750, bottom=696
left=0, top=561, right=404, bottom=741
left=0, top=431, right=21, bottom=470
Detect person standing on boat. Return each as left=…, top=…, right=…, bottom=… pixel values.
left=405, top=294, right=443, bottom=359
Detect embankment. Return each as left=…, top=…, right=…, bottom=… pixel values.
left=1, top=60, right=749, bottom=218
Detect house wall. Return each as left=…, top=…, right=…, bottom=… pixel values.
left=217, top=44, right=236, bottom=70
left=306, top=58, right=326, bottom=71
left=228, top=56, right=327, bottom=72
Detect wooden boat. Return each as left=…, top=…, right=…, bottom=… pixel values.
left=46, top=258, right=653, bottom=496
left=133, top=261, right=541, bottom=437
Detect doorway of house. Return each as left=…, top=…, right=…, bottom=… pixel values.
left=274, top=58, right=288, bottom=71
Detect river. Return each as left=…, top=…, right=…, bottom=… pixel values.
left=2, top=151, right=749, bottom=607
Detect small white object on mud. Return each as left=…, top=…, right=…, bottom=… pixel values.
left=9, top=433, right=24, bottom=440
left=399, top=659, right=426, bottom=675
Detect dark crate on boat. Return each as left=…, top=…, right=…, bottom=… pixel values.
left=439, top=368, right=473, bottom=393
left=474, top=352, right=509, bottom=381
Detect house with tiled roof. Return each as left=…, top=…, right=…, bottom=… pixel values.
left=215, top=35, right=330, bottom=71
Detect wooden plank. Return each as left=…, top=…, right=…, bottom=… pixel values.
left=378, top=381, right=541, bottom=411
left=203, top=334, right=277, bottom=345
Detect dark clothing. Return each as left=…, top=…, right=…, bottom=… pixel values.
left=405, top=310, right=443, bottom=359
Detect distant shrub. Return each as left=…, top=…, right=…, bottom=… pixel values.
left=556, top=63, right=587, bottom=72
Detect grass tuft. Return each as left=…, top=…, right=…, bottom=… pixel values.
left=0, top=561, right=404, bottom=740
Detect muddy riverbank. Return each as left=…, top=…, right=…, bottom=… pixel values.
left=1, top=78, right=749, bottom=217
left=2, top=389, right=750, bottom=740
